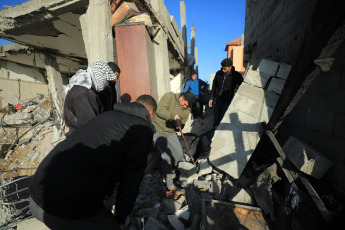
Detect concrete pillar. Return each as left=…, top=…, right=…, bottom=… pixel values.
left=80, top=0, right=113, bottom=65
left=195, top=46, right=198, bottom=75
left=191, top=26, right=195, bottom=57
left=44, top=54, right=65, bottom=120
left=180, top=0, right=187, bottom=59
left=151, top=0, right=171, bottom=100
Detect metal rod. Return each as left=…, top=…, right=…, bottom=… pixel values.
left=179, top=128, right=196, bottom=165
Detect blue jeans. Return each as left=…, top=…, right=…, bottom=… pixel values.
left=213, top=100, right=231, bottom=129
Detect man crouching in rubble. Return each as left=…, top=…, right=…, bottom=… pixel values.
left=29, top=94, right=157, bottom=230
left=152, top=92, right=196, bottom=197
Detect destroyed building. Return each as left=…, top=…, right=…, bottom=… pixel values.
left=0, top=0, right=345, bottom=229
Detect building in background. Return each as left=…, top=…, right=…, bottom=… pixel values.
left=224, top=36, right=245, bottom=75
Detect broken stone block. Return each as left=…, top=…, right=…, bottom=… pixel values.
left=258, top=59, right=280, bottom=76
left=276, top=63, right=291, bottom=79
left=228, top=188, right=254, bottom=204
left=144, top=216, right=166, bottom=230
left=161, top=199, right=182, bottom=215
left=197, top=159, right=213, bottom=176
left=177, top=162, right=198, bottom=188
left=167, top=215, right=185, bottom=230
left=282, top=136, right=333, bottom=179
left=267, top=78, right=286, bottom=95
left=251, top=163, right=281, bottom=221
left=193, top=180, right=219, bottom=194
left=175, top=205, right=190, bottom=220
left=244, top=65, right=271, bottom=88
left=3, top=112, right=34, bottom=126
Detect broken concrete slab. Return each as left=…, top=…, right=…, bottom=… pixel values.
left=16, top=218, right=49, bottom=230
left=2, top=112, right=34, bottom=126
left=250, top=163, right=281, bottom=221
left=161, top=199, right=182, bottom=215
left=144, top=216, right=166, bottom=230
left=244, top=65, right=271, bottom=88
left=209, top=127, right=261, bottom=179
left=197, top=159, right=212, bottom=176
left=167, top=214, right=185, bottom=230
left=282, top=136, right=333, bottom=179
left=175, top=205, right=190, bottom=220
left=209, top=60, right=287, bottom=180
left=177, top=162, right=198, bottom=188
left=193, top=180, right=219, bottom=194
left=228, top=188, right=255, bottom=204
left=267, top=78, right=286, bottom=95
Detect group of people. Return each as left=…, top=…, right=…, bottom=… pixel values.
left=28, top=58, right=243, bottom=230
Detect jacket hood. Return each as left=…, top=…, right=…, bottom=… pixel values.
left=113, top=102, right=153, bottom=129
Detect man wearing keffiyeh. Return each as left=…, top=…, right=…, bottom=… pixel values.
left=63, top=61, right=117, bottom=135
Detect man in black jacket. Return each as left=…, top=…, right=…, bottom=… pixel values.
left=63, top=61, right=118, bottom=135
left=209, top=58, right=243, bottom=129
left=29, top=94, right=157, bottom=230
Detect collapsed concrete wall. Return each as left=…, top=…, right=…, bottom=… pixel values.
left=276, top=40, right=345, bottom=196
left=209, top=59, right=291, bottom=179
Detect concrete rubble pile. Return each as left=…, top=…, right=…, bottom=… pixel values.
left=0, top=96, right=65, bottom=229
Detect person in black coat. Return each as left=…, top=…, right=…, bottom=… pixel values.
left=29, top=94, right=157, bottom=230
left=99, top=62, right=121, bottom=111
left=63, top=61, right=118, bottom=134
left=208, top=58, right=243, bottom=129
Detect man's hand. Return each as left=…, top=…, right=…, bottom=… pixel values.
left=209, top=99, right=213, bottom=108
left=174, top=115, right=182, bottom=129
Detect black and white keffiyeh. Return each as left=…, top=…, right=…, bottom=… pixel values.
left=65, top=61, right=117, bottom=93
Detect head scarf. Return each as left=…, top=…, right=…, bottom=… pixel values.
left=65, top=61, right=117, bottom=93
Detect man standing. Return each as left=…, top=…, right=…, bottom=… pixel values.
left=63, top=61, right=117, bottom=134
left=183, top=69, right=208, bottom=119
left=29, top=95, right=157, bottom=230
left=209, top=58, right=243, bottom=129
left=152, top=92, right=195, bottom=195
left=99, top=62, right=121, bottom=111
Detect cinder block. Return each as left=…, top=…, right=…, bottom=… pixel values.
left=267, top=78, right=286, bottom=94
left=244, top=66, right=271, bottom=88
left=276, top=63, right=291, bottom=79
left=258, top=59, right=280, bottom=76
left=282, top=136, right=333, bottom=179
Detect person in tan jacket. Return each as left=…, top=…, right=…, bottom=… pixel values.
left=152, top=92, right=196, bottom=196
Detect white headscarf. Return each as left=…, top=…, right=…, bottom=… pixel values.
left=65, top=61, right=117, bottom=93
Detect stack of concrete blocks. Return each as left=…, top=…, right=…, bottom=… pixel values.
left=209, top=59, right=291, bottom=179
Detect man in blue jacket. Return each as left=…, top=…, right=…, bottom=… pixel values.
left=183, top=69, right=208, bottom=118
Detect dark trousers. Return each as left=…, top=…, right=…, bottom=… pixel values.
left=191, top=98, right=203, bottom=119
left=29, top=197, right=120, bottom=230
left=213, top=100, right=231, bottom=129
